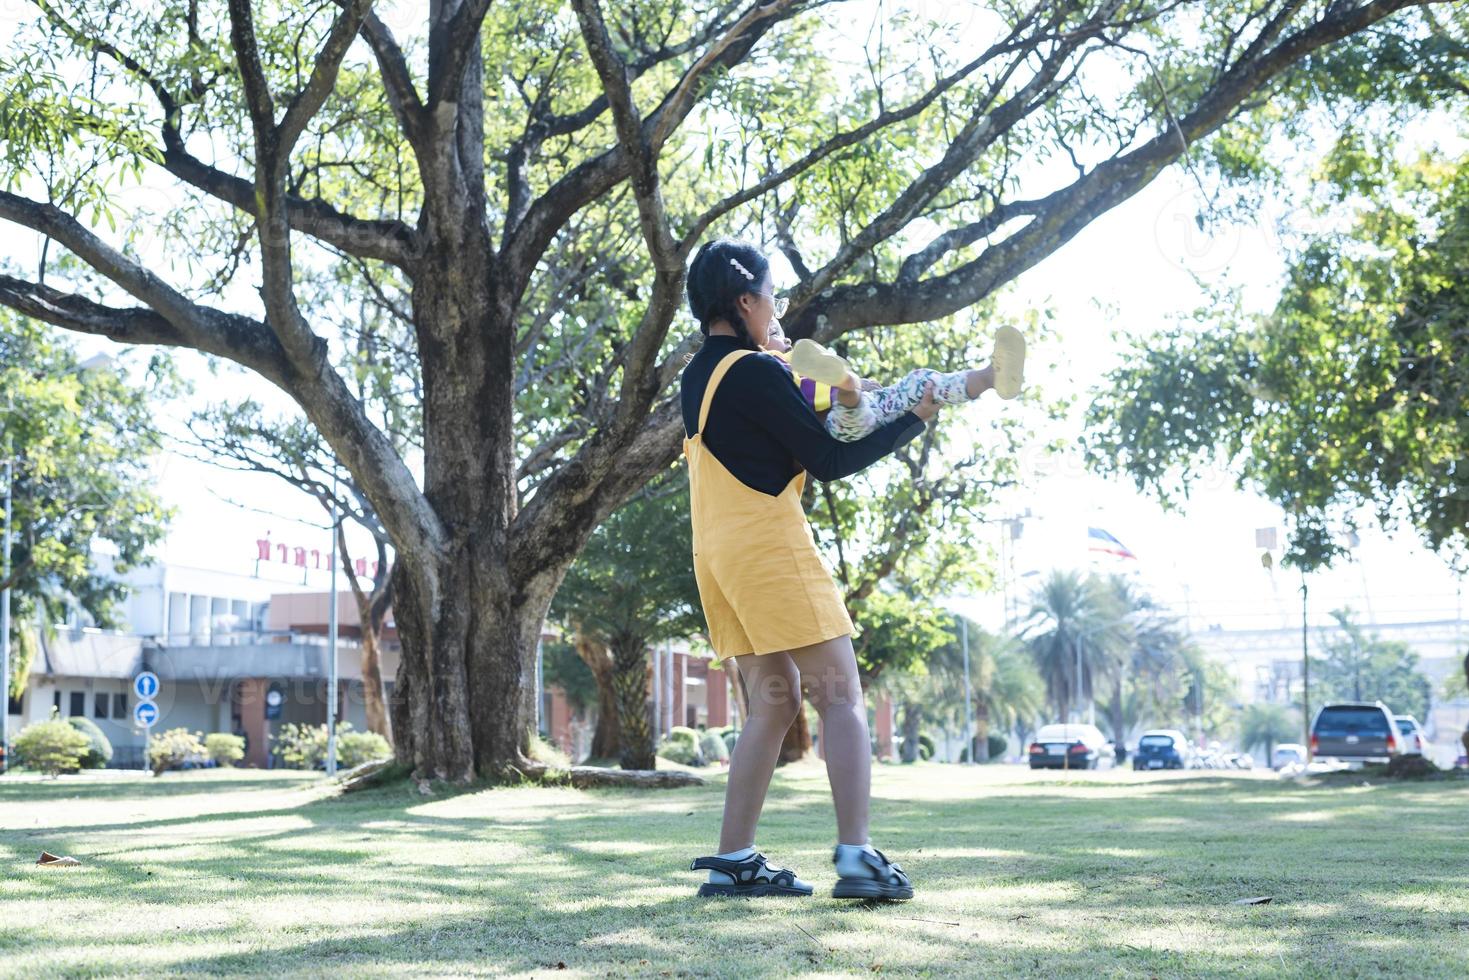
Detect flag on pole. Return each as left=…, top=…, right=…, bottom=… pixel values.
left=1087, top=527, right=1137, bottom=560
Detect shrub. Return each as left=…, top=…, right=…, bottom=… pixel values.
left=273, top=723, right=393, bottom=770
left=657, top=725, right=704, bottom=766
left=917, top=732, right=936, bottom=761
left=148, top=728, right=206, bottom=775
left=338, top=730, right=393, bottom=768
left=986, top=733, right=1008, bottom=762
left=699, top=729, right=729, bottom=765
left=204, top=733, right=246, bottom=767
left=66, top=716, right=113, bottom=768
left=273, top=722, right=331, bottom=769
left=14, top=719, right=91, bottom=775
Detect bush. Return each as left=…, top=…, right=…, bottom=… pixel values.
left=67, top=716, right=113, bottom=768
left=699, top=729, right=729, bottom=765
left=338, top=730, right=393, bottom=768
left=657, top=725, right=704, bottom=766
left=527, top=733, right=571, bottom=768
left=917, top=732, right=936, bottom=761
left=148, top=728, right=206, bottom=775
left=273, top=723, right=330, bottom=769
left=14, top=719, right=92, bottom=774
left=273, top=723, right=393, bottom=770
left=204, top=733, right=246, bottom=767
left=986, top=733, right=1008, bottom=762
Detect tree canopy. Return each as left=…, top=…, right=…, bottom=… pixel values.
left=1, top=312, right=175, bottom=696
left=1, top=0, right=1458, bottom=781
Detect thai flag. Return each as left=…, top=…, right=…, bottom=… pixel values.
left=1088, top=527, right=1137, bottom=560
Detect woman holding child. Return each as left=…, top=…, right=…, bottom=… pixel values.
left=680, top=238, right=1023, bottom=901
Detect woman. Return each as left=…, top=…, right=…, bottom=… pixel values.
left=681, top=238, right=938, bottom=901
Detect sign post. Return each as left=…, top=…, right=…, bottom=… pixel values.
left=133, top=671, right=161, bottom=771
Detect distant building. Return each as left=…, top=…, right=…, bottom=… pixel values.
left=7, top=557, right=394, bottom=768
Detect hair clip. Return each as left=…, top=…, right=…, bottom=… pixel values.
left=730, top=258, right=755, bottom=281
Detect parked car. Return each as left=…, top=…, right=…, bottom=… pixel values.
left=1028, top=724, right=1115, bottom=770
left=1271, top=743, right=1306, bottom=770
left=1310, top=702, right=1400, bottom=764
left=1394, top=715, right=1426, bottom=756
left=1132, top=729, right=1190, bottom=771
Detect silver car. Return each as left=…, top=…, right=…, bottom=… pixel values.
left=1394, top=715, right=1426, bottom=756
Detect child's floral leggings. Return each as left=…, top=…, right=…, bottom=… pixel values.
left=826, top=368, right=971, bottom=442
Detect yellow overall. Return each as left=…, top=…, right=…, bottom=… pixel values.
left=686, top=350, right=854, bottom=663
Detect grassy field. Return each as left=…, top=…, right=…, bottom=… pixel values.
left=3, top=762, right=1467, bottom=978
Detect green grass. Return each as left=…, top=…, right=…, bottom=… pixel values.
left=3, top=763, right=1467, bottom=978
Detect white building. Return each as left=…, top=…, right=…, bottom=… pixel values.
left=9, top=554, right=393, bottom=769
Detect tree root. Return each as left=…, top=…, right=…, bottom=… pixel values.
left=509, top=760, right=705, bottom=789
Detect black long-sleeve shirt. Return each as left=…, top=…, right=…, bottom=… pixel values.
left=680, top=334, right=925, bottom=496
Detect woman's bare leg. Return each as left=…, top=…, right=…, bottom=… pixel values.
left=789, top=634, right=870, bottom=846
left=716, top=651, right=801, bottom=853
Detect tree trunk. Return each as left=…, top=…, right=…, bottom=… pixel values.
left=974, top=701, right=991, bottom=763
left=1109, top=673, right=1126, bottom=754
left=336, top=527, right=393, bottom=742
left=359, top=620, right=392, bottom=741
left=899, top=702, right=922, bottom=763
left=610, top=636, right=654, bottom=770
left=574, top=631, right=620, bottom=761
left=779, top=707, right=811, bottom=764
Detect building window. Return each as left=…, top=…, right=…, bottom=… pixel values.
left=69, top=692, right=85, bottom=717
left=54, top=691, right=61, bottom=714
left=113, top=693, right=128, bottom=718
left=94, top=692, right=110, bottom=719
left=6, top=693, right=20, bottom=716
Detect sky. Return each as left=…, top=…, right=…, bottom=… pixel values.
left=3, top=4, right=1466, bottom=633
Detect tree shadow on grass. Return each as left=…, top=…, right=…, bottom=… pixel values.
left=6, top=769, right=1468, bottom=976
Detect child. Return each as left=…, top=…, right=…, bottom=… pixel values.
left=763, top=320, right=1025, bottom=440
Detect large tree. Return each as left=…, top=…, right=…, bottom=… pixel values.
left=0, top=1, right=1453, bottom=783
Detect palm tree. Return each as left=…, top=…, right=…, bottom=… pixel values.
left=1240, top=702, right=1299, bottom=760
left=972, top=632, right=1046, bottom=760
left=1097, top=574, right=1198, bottom=746
left=1021, top=570, right=1129, bottom=723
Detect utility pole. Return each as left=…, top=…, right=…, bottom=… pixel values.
left=1301, top=569, right=1311, bottom=763
left=326, top=464, right=340, bottom=777
left=960, top=616, right=972, bottom=764
left=1, top=400, right=12, bottom=775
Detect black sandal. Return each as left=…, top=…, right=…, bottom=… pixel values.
left=691, top=852, right=814, bottom=897
left=831, top=846, right=913, bottom=901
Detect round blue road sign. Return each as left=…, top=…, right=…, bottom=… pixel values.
left=134, top=700, right=159, bottom=728
left=134, top=671, right=160, bottom=700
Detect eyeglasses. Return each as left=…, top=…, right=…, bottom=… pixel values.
left=759, top=292, right=790, bottom=318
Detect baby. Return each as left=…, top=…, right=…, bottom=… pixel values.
left=763, top=320, right=1024, bottom=441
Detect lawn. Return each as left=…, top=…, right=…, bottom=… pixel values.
left=3, top=762, right=1467, bottom=978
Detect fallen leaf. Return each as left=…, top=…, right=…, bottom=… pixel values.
left=36, top=851, right=81, bottom=868
left=1233, top=896, right=1272, bottom=905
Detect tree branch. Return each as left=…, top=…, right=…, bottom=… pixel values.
left=797, top=0, right=1444, bottom=337
left=32, top=0, right=415, bottom=265
left=427, top=0, right=494, bottom=109
left=0, top=189, right=446, bottom=565
left=570, top=0, right=685, bottom=426
left=503, top=0, right=805, bottom=306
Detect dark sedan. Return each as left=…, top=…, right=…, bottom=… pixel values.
left=1028, top=724, right=1113, bottom=770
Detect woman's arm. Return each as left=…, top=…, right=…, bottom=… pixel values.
left=734, top=354, right=927, bottom=482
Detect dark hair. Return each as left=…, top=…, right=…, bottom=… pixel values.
left=687, top=238, right=770, bottom=351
